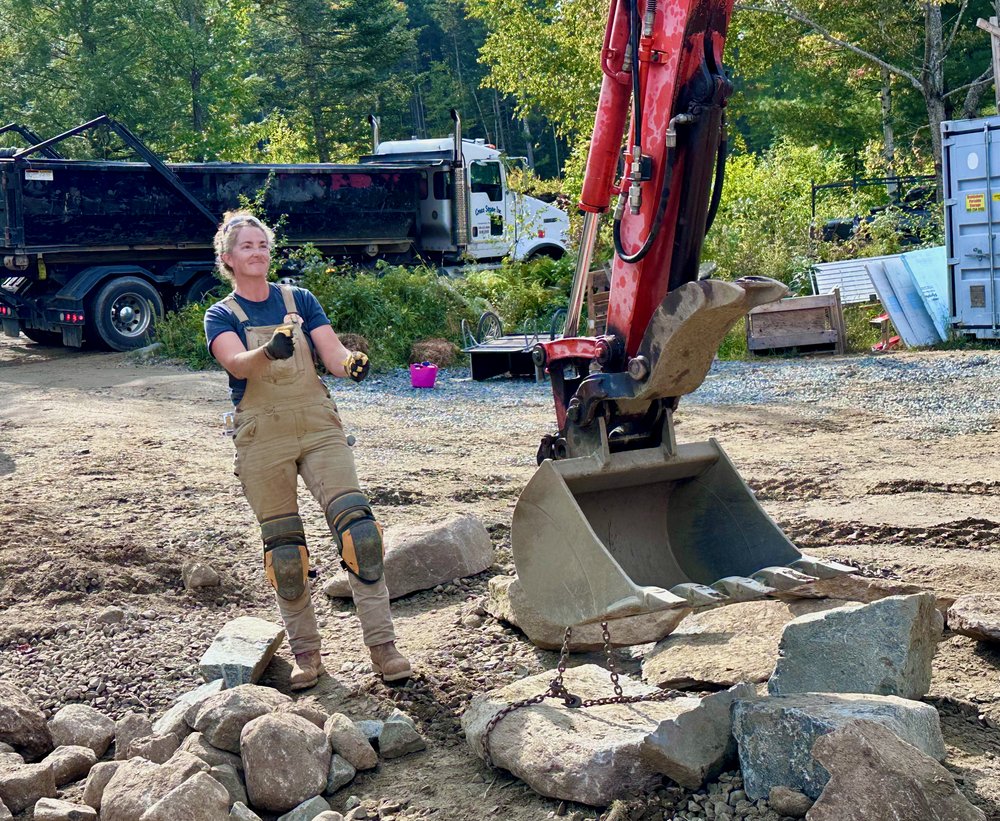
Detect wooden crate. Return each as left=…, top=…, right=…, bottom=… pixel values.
left=746, top=291, right=846, bottom=355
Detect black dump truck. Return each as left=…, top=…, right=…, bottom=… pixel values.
left=0, top=114, right=568, bottom=350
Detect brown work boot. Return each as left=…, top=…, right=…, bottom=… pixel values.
left=369, top=641, right=412, bottom=683
left=289, top=650, right=325, bottom=691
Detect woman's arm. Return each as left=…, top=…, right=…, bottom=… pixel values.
left=210, top=331, right=275, bottom=379
left=310, top=324, right=353, bottom=378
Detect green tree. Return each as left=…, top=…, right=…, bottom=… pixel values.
left=254, top=0, right=415, bottom=162
left=739, top=0, right=997, bottom=181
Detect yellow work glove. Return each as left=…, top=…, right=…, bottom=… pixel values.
left=343, top=351, right=370, bottom=382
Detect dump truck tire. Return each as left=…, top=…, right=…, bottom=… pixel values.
left=89, top=276, right=164, bottom=351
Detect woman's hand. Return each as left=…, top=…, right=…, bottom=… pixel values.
left=263, top=325, right=295, bottom=360
left=342, top=351, right=370, bottom=382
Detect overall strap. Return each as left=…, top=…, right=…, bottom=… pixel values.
left=279, top=284, right=298, bottom=315
left=220, top=293, right=251, bottom=325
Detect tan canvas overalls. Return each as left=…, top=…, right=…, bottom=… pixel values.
left=221, top=285, right=395, bottom=654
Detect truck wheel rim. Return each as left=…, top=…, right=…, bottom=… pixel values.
left=111, top=294, right=150, bottom=338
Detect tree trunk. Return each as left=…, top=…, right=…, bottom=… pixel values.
left=921, top=1, right=946, bottom=192
left=881, top=68, right=896, bottom=198
left=522, top=116, right=536, bottom=170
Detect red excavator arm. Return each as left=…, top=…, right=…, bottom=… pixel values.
left=511, top=0, right=852, bottom=628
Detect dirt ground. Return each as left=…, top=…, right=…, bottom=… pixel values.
left=1, top=334, right=999, bottom=820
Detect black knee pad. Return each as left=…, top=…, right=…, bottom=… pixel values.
left=325, top=491, right=384, bottom=583
left=261, top=513, right=309, bottom=600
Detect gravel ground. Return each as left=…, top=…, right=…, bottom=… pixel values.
left=2, top=340, right=999, bottom=821
left=690, top=352, right=1000, bottom=439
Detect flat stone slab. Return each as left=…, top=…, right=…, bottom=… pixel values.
left=732, top=692, right=946, bottom=800
left=199, top=617, right=285, bottom=688
left=323, top=513, right=493, bottom=600
left=462, top=664, right=700, bottom=806
left=642, top=599, right=848, bottom=689
left=948, top=593, right=1000, bottom=643
left=486, top=575, right=690, bottom=651
left=152, top=680, right=224, bottom=738
left=808, top=721, right=986, bottom=821
left=768, top=593, right=943, bottom=699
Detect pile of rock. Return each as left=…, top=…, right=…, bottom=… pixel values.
left=466, top=591, right=988, bottom=820
left=0, top=682, right=425, bottom=820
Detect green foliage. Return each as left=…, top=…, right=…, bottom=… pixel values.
left=843, top=302, right=884, bottom=353
left=717, top=319, right=749, bottom=361
left=457, top=255, right=574, bottom=332
left=703, top=140, right=850, bottom=291
left=153, top=300, right=220, bottom=370
left=296, top=253, right=477, bottom=368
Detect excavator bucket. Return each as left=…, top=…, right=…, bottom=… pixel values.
left=511, top=431, right=849, bottom=627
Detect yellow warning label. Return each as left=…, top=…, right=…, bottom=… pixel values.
left=966, top=193, right=986, bottom=212
left=992, top=192, right=1000, bottom=202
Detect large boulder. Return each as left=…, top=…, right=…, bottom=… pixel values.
left=639, top=682, right=754, bottom=788
left=114, top=713, right=153, bottom=760
left=808, top=721, right=986, bottom=820
left=82, top=761, right=123, bottom=810
left=199, top=617, right=285, bottom=688
left=241, top=713, right=330, bottom=813
left=948, top=594, right=1000, bottom=644
left=191, top=685, right=291, bottom=754
left=486, top=576, right=690, bottom=651
left=179, top=732, right=243, bottom=772
left=732, top=692, right=946, bottom=800
left=32, top=798, right=97, bottom=820
left=48, top=705, right=115, bottom=758
left=323, top=714, right=377, bottom=771
left=210, top=763, right=248, bottom=809
left=462, top=664, right=700, bottom=806
left=99, top=752, right=209, bottom=821
left=152, top=680, right=224, bottom=740
left=42, top=745, right=97, bottom=787
left=323, top=514, right=493, bottom=600
left=138, top=771, right=230, bottom=821
left=643, top=599, right=847, bottom=689
left=126, top=734, right=180, bottom=764
left=0, top=760, right=56, bottom=814
left=768, top=593, right=943, bottom=698
left=0, top=684, right=53, bottom=761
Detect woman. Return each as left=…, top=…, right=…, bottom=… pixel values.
left=204, top=210, right=411, bottom=690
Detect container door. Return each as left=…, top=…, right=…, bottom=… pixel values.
left=944, top=120, right=1000, bottom=335
left=467, top=160, right=510, bottom=259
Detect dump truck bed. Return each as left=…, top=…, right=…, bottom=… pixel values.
left=0, top=158, right=434, bottom=254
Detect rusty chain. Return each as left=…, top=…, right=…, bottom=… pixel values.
left=481, top=622, right=683, bottom=768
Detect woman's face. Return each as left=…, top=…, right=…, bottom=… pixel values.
left=222, top=226, right=270, bottom=280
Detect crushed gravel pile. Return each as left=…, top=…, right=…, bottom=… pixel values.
left=346, top=349, right=1000, bottom=442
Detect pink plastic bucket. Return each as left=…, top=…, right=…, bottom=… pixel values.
left=409, top=362, right=438, bottom=388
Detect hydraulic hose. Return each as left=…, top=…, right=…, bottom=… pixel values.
left=613, top=113, right=693, bottom=264
left=704, top=113, right=727, bottom=233
left=630, top=0, right=643, bottom=151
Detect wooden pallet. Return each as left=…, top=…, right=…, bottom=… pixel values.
left=746, top=290, right=846, bottom=355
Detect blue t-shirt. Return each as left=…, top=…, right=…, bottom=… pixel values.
left=204, top=283, right=331, bottom=405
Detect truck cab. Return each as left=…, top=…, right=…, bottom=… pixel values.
left=368, top=137, right=569, bottom=263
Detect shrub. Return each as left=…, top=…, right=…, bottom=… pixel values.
left=457, top=254, right=575, bottom=332
left=154, top=301, right=219, bottom=370
left=297, top=253, right=477, bottom=369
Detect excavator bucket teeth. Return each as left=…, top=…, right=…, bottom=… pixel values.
left=511, top=438, right=820, bottom=627
left=752, top=566, right=818, bottom=590
left=792, top=556, right=857, bottom=579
